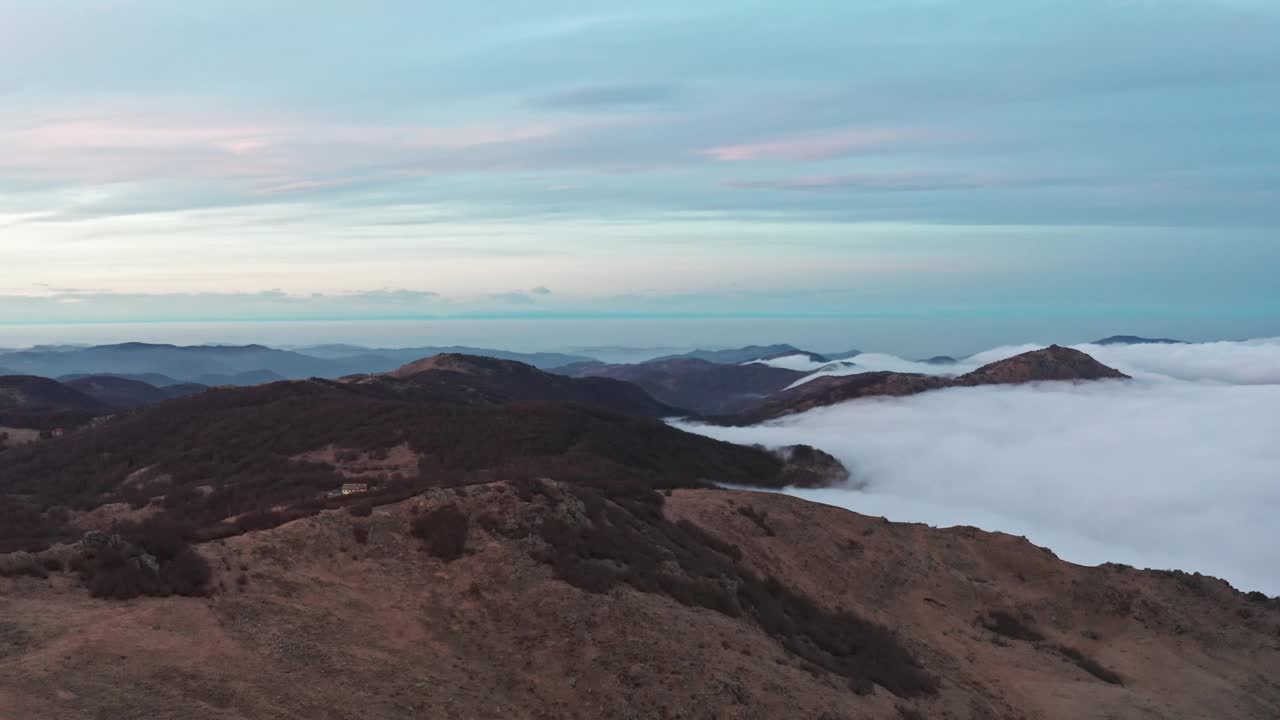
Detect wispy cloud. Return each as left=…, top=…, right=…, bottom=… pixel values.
left=701, top=128, right=947, bottom=162
left=530, top=83, right=681, bottom=111
left=0, top=0, right=1277, bottom=320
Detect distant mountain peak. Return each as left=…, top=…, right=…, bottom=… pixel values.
left=650, top=344, right=804, bottom=364
left=1093, top=335, right=1186, bottom=346
left=387, top=353, right=538, bottom=379
left=754, top=350, right=831, bottom=364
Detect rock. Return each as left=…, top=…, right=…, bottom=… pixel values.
left=775, top=444, right=854, bottom=488
left=81, top=531, right=116, bottom=551
left=129, top=554, right=161, bottom=574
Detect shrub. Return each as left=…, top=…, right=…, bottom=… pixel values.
left=0, top=552, right=48, bottom=579
left=348, top=502, right=374, bottom=518
left=1055, top=645, right=1124, bottom=685
left=528, top=483, right=937, bottom=699
left=410, top=504, right=469, bottom=561
left=73, top=529, right=212, bottom=600
left=982, top=610, right=1044, bottom=642
left=77, top=544, right=168, bottom=600
left=737, top=505, right=775, bottom=536
left=161, top=547, right=213, bottom=597
left=352, top=523, right=370, bottom=545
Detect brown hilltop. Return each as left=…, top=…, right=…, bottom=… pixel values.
left=959, top=344, right=1130, bottom=385
left=351, top=353, right=685, bottom=417
left=727, top=346, right=1130, bottom=424
left=1, top=482, right=1276, bottom=719
left=386, top=352, right=531, bottom=378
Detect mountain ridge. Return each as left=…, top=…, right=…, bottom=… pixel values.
left=724, top=345, right=1130, bottom=424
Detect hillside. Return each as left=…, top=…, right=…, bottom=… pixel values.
left=63, top=375, right=177, bottom=410
left=0, top=343, right=349, bottom=383
left=0, top=375, right=111, bottom=415
left=959, top=345, right=1130, bottom=385
left=0, top=373, right=842, bottom=553
left=726, top=346, right=1130, bottom=424
left=353, top=353, right=684, bottom=417
left=0, top=376, right=114, bottom=432
left=59, top=372, right=189, bottom=387
left=553, top=357, right=809, bottom=414
left=1, top=482, right=1276, bottom=718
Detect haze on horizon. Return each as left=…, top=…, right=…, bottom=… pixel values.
left=2, top=0, right=1279, bottom=350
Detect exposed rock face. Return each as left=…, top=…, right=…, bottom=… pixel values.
left=1, top=483, right=1276, bottom=719
left=724, top=346, right=1129, bottom=424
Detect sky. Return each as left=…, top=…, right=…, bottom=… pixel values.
left=676, top=338, right=1280, bottom=595
left=2, top=0, right=1278, bottom=352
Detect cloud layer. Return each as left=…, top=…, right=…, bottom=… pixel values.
left=678, top=340, right=1280, bottom=595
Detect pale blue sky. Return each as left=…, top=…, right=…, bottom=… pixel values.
left=1, top=0, right=1277, bottom=350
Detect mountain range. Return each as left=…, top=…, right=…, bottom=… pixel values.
left=0, top=343, right=1277, bottom=717
left=0, top=343, right=594, bottom=387
left=0, top=345, right=1133, bottom=434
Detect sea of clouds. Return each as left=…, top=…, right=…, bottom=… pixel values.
left=680, top=338, right=1280, bottom=595
left=757, top=337, right=1280, bottom=388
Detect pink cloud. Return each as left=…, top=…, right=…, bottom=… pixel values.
left=701, top=128, right=944, bottom=162
left=725, top=172, right=1080, bottom=192
left=0, top=115, right=585, bottom=186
